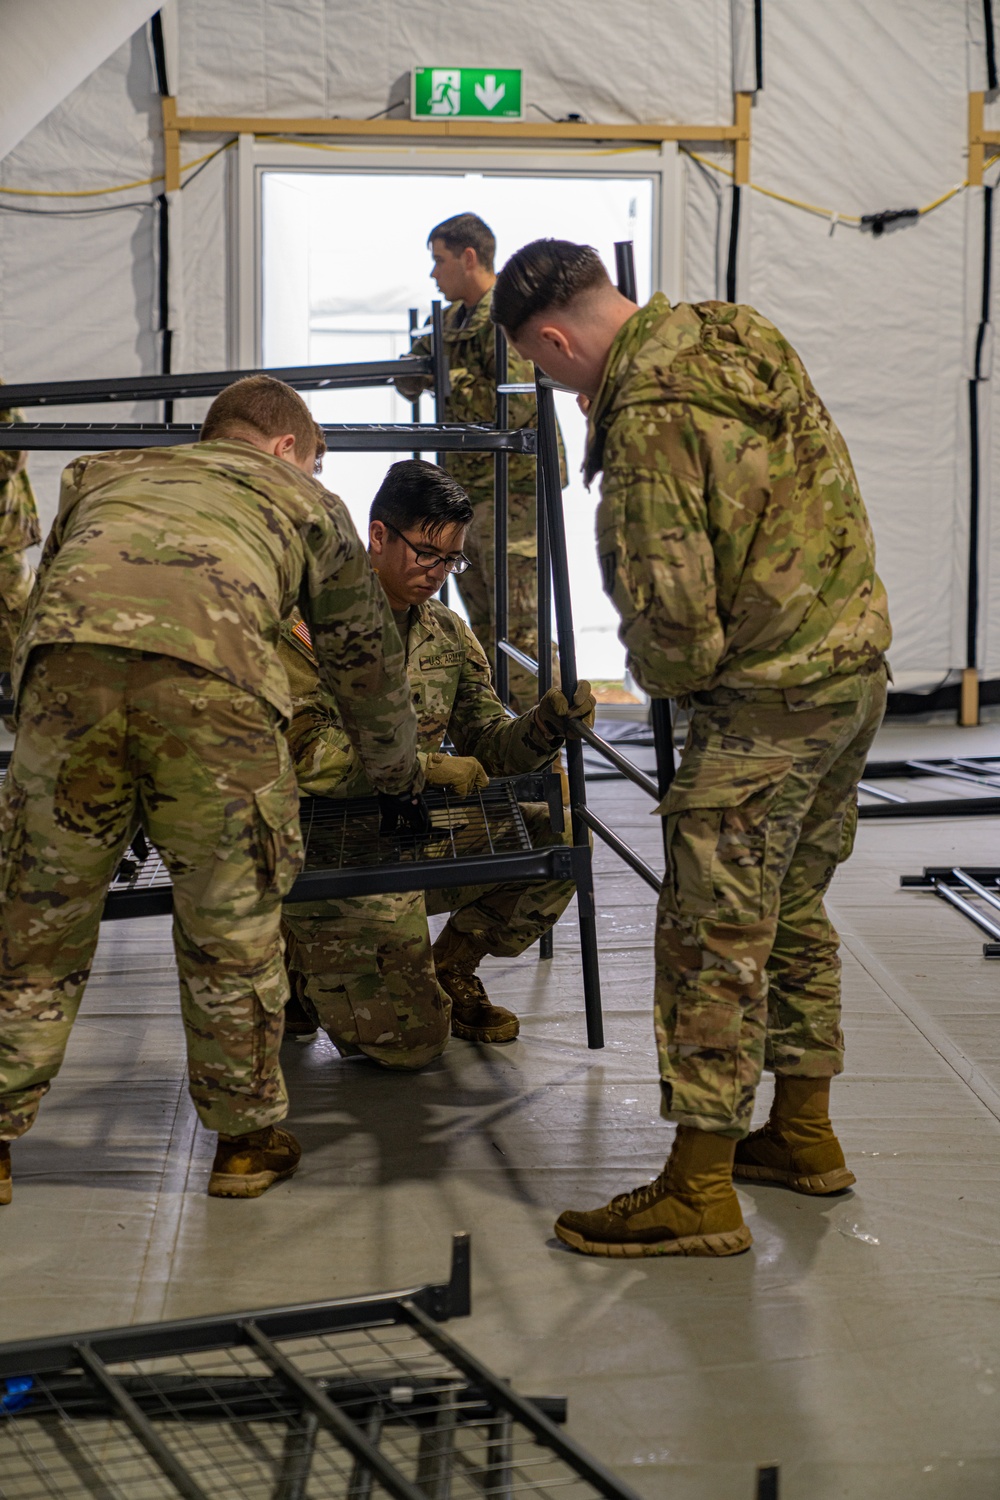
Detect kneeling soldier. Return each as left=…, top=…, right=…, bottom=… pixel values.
left=281, top=459, right=594, bottom=1066
left=0, top=376, right=422, bottom=1203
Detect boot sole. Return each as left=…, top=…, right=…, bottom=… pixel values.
left=733, top=1162, right=856, bottom=1195
left=451, top=1020, right=519, bottom=1044
left=554, top=1222, right=753, bottom=1258
left=207, top=1163, right=299, bottom=1199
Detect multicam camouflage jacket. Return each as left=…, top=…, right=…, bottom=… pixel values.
left=0, top=385, right=41, bottom=553
left=279, top=599, right=560, bottom=797
left=398, top=289, right=567, bottom=499
left=586, top=293, right=892, bottom=700
left=15, top=440, right=420, bottom=795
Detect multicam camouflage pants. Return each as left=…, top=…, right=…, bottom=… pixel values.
left=0, top=644, right=303, bottom=1140
left=283, top=802, right=573, bottom=1069
left=0, top=550, right=34, bottom=677
left=455, top=489, right=558, bottom=712
left=655, top=664, right=888, bottom=1138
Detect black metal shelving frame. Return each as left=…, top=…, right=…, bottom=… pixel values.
left=0, top=313, right=610, bottom=1046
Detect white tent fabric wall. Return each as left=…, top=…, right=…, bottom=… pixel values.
left=0, top=0, right=996, bottom=694
left=0, top=29, right=162, bottom=539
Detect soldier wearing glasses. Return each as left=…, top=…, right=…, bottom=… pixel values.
left=279, top=460, right=595, bottom=1059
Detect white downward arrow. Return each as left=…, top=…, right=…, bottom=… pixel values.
left=474, top=75, right=506, bottom=110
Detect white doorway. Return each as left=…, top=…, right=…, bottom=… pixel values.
left=257, top=157, right=670, bottom=684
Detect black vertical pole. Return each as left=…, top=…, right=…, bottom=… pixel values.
left=616, top=243, right=676, bottom=852
left=408, top=306, right=421, bottom=461
left=613, top=241, right=637, bottom=303
left=431, top=299, right=451, bottom=607
left=536, top=369, right=604, bottom=1048
left=150, top=13, right=173, bottom=424
left=536, top=421, right=554, bottom=962
left=493, top=325, right=510, bottom=705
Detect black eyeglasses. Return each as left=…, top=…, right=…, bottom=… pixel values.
left=383, top=521, right=470, bottom=575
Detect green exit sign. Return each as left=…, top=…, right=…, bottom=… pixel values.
left=412, top=67, right=523, bottom=121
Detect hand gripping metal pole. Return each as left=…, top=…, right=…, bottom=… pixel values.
left=535, top=368, right=604, bottom=1047
left=494, top=324, right=510, bottom=705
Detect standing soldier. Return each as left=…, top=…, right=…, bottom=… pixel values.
left=0, top=381, right=42, bottom=675
left=0, top=376, right=422, bottom=1204
left=493, top=240, right=891, bottom=1259
left=397, top=212, right=567, bottom=709
left=280, top=459, right=592, bottom=1061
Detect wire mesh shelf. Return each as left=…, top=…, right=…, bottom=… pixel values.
left=0, top=1237, right=641, bottom=1500
left=100, top=773, right=573, bottom=920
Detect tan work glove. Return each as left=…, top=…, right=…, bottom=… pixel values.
left=534, top=681, right=597, bottom=741
left=421, top=751, right=490, bottom=798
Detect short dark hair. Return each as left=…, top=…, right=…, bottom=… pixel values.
left=200, top=375, right=326, bottom=472
left=428, top=212, right=496, bottom=273
left=370, top=460, right=474, bottom=541
left=492, top=239, right=611, bottom=337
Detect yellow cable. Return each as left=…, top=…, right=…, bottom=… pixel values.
left=683, top=146, right=972, bottom=225
left=0, top=146, right=230, bottom=198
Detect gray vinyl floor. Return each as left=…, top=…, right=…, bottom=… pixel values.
left=2, top=716, right=1000, bottom=1499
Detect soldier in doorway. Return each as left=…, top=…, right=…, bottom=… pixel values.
left=0, top=381, right=42, bottom=676
left=280, top=459, right=593, bottom=1064
left=396, top=212, right=567, bottom=710
left=0, top=376, right=423, bottom=1205
left=493, top=239, right=892, bottom=1259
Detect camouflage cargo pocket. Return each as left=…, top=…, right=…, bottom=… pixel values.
left=0, top=772, right=27, bottom=900
left=838, top=794, right=859, bottom=864
left=661, top=751, right=792, bottom=922
left=254, top=761, right=304, bottom=898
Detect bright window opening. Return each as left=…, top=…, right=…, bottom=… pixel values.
left=261, top=169, right=656, bottom=683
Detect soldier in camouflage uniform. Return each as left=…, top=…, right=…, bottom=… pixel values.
left=281, top=459, right=593, bottom=1064
left=494, top=240, right=891, bottom=1258
left=0, top=382, right=42, bottom=675
left=396, top=213, right=567, bottom=710
left=0, top=376, right=422, bottom=1205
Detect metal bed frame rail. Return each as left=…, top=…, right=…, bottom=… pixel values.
left=0, top=1234, right=658, bottom=1500
left=901, top=865, right=1000, bottom=956
left=859, top=754, right=1000, bottom=819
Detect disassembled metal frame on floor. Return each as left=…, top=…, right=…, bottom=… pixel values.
left=858, top=754, right=1000, bottom=819
left=901, top=865, right=1000, bottom=956
left=0, top=1234, right=652, bottom=1500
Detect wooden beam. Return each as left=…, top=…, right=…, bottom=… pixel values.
left=960, top=666, right=981, bottom=726
left=733, top=91, right=753, bottom=185
left=168, top=111, right=743, bottom=145
left=162, top=96, right=181, bottom=192
left=969, top=90, right=985, bottom=187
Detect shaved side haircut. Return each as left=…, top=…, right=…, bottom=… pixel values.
left=200, top=375, right=326, bottom=472
left=370, top=460, right=474, bottom=541
left=492, top=239, right=611, bottom=337
left=428, top=213, right=497, bottom=273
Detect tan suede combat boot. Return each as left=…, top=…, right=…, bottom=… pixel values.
left=432, top=926, right=519, bottom=1044
left=0, top=1141, right=10, bottom=1206
left=554, top=1127, right=753, bottom=1258
left=733, top=1075, right=855, bottom=1195
left=207, top=1125, right=301, bottom=1199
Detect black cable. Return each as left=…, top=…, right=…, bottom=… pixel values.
left=150, top=11, right=170, bottom=96
left=178, top=138, right=235, bottom=192
left=985, top=0, right=998, bottom=92
left=754, top=0, right=764, bottom=91
left=0, top=200, right=153, bottom=217
left=725, top=186, right=741, bottom=300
